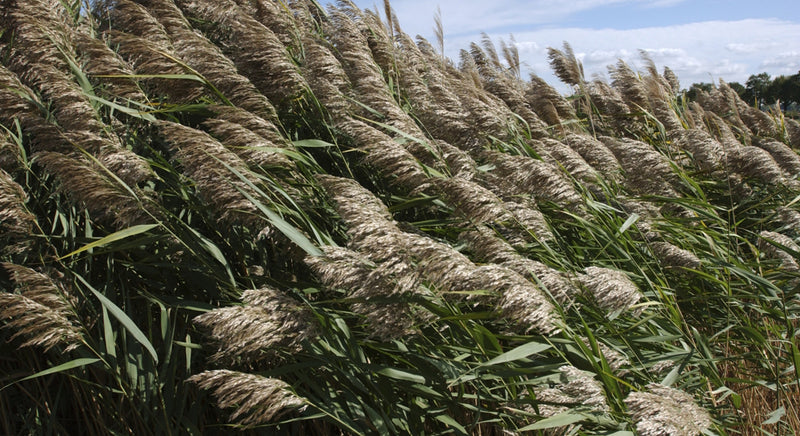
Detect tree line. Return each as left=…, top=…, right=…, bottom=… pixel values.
left=689, top=71, right=800, bottom=110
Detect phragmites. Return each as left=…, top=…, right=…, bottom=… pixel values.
left=467, top=264, right=560, bottom=334
left=318, top=175, right=561, bottom=334
left=316, top=174, right=393, bottom=223
left=753, top=138, right=800, bottom=176
left=483, top=150, right=583, bottom=210
left=579, top=267, right=642, bottom=314
left=108, top=30, right=206, bottom=102
left=0, top=264, right=82, bottom=352
left=307, top=246, right=429, bottom=340
left=301, top=34, right=352, bottom=115
left=73, top=31, right=145, bottom=101
left=599, top=136, right=678, bottom=197
left=609, top=59, right=648, bottom=110
left=625, top=384, right=711, bottom=436
left=727, top=146, right=788, bottom=187
left=156, top=121, right=262, bottom=225
left=435, top=177, right=514, bottom=224
left=458, top=226, right=577, bottom=304
left=670, top=129, right=725, bottom=171
left=527, top=74, right=577, bottom=126
left=0, top=169, right=36, bottom=246
left=175, top=0, right=308, bottom=106
left=193, top=287, right=317, bottom=363
left=538, top=138, right=599, bottom=184
left=335, top=118, right=430, bottom=190
left=586, top=79, right=635, bottom=132
left=189, top=370, right=306, bottom=427
left=35, top=151, right=149, bottom=228
left=547, top=42, right=583, bottom=87
left=663, top=67, right=681, bottom=94
left=533, top=365, right=609, bottom=417
left=649, top=241, right=702, bottom=271
left=201, top=117, right=294, bottom=171
left=759, top=231, right=800, bottom=272
left=325, top=7, right=421, bottom=137
left=563, top=133, right=623, bottom=180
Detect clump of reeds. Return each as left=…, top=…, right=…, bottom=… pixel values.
left=599, top=136, right=678, bottom=197
left=0, top=264, right=83, bottom=352
left=483, top=150, right=583, bottom=210
left=156, top=120, right=263, bottom=226
left=194, top=287, right=317, bottom=363
left=174, top=0, right=309, bottom=106
left=0, top=169, right=36, bottom=253
left=758, top=231, right=800, bottom=272
left=579, top=267, right=642, bottom=314
left=625, top=384, right=711, bottom=436
left=532, top=365, right=609, bottom=417
left=306, top=246, right=430, bottom=340
left=189, top=370, right=306, bottom=427
left=670, top=129, right=725, bottom=172
left=35, top=151, right=150, bottom=228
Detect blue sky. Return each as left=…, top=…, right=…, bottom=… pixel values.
left=324, top=0, right=800, bottom=92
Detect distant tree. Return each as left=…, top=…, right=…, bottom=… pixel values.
left=686, top=82, right=714, bottom=100
left=745, top=72, right=772, bottom=105
left=728, top=81, right=746, bottom=99
left=769, top=72, right=800, bottom=106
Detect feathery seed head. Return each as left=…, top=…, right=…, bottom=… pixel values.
left=625, top=384, right=711, bottom=436
left=194, top=287, right=317, bottom=363
left=580, top=266, right=642, bottom=314
left=189, top=370, right=306, bottom=427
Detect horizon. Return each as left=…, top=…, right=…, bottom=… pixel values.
left=325, top=0, right=800, bottom=93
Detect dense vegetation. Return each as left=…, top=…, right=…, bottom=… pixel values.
left=1, top=0, right=799, bottom=434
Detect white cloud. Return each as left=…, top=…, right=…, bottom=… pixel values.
left=347, top=1, right=800, bottom=91
left=438, top=18, right=800, bottom=91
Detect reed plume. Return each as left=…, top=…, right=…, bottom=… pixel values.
left=307, top=246, right=429, bottom=340
left=1, top=264, right=82, bottom=352
left=663, top=67, right=681, bottom=94
left=156, top=120, right=262, bottom=225
left=189, top=370, right=306, bottom=427
left=759, top=231, right=800, bottom=272
left=547, top=42, right=583, bottom=87
left=538, top=138, right=600, bottom=184
left=483, top=150, right=583, bottom=210
left=527, top=74, right=576, bottom=126
left=599, top=136, right=678, bottom=197
left=609, top=59, right=648, bottom=110
left=753, top=138, right=800, bottom=176
left=193, top=287, right=317, bottom=363
left=533, top=365, right=609, bottom=417
left=73, top=31, right=145, bottom=101
left=35, top=151, right=149, bottom=228
left=586, top=79, right=635, bottom=132
left=0, top=169, right=36, bottom=253
left=335, top=118, right=430, bottom=190
left=563, top=133, right=623, bottom=181
left=624, top=384, right=711, bottom=436
left=325, top=6, right=421, bottom=137
left=174, top=0, right=308, bottom=106
left=727, top=146, right=789, bottom=187
left=579, top=267, right=642, bottom=313
left=670, top=129, right=725, bottom=172
left=202, top=117, right=295, bottom=171
left=459, top=226, right=577, bottom=304
left=649, top=241, right=702, bottom=271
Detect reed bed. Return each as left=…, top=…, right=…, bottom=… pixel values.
left=1, top=1, right=798, bottom=434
